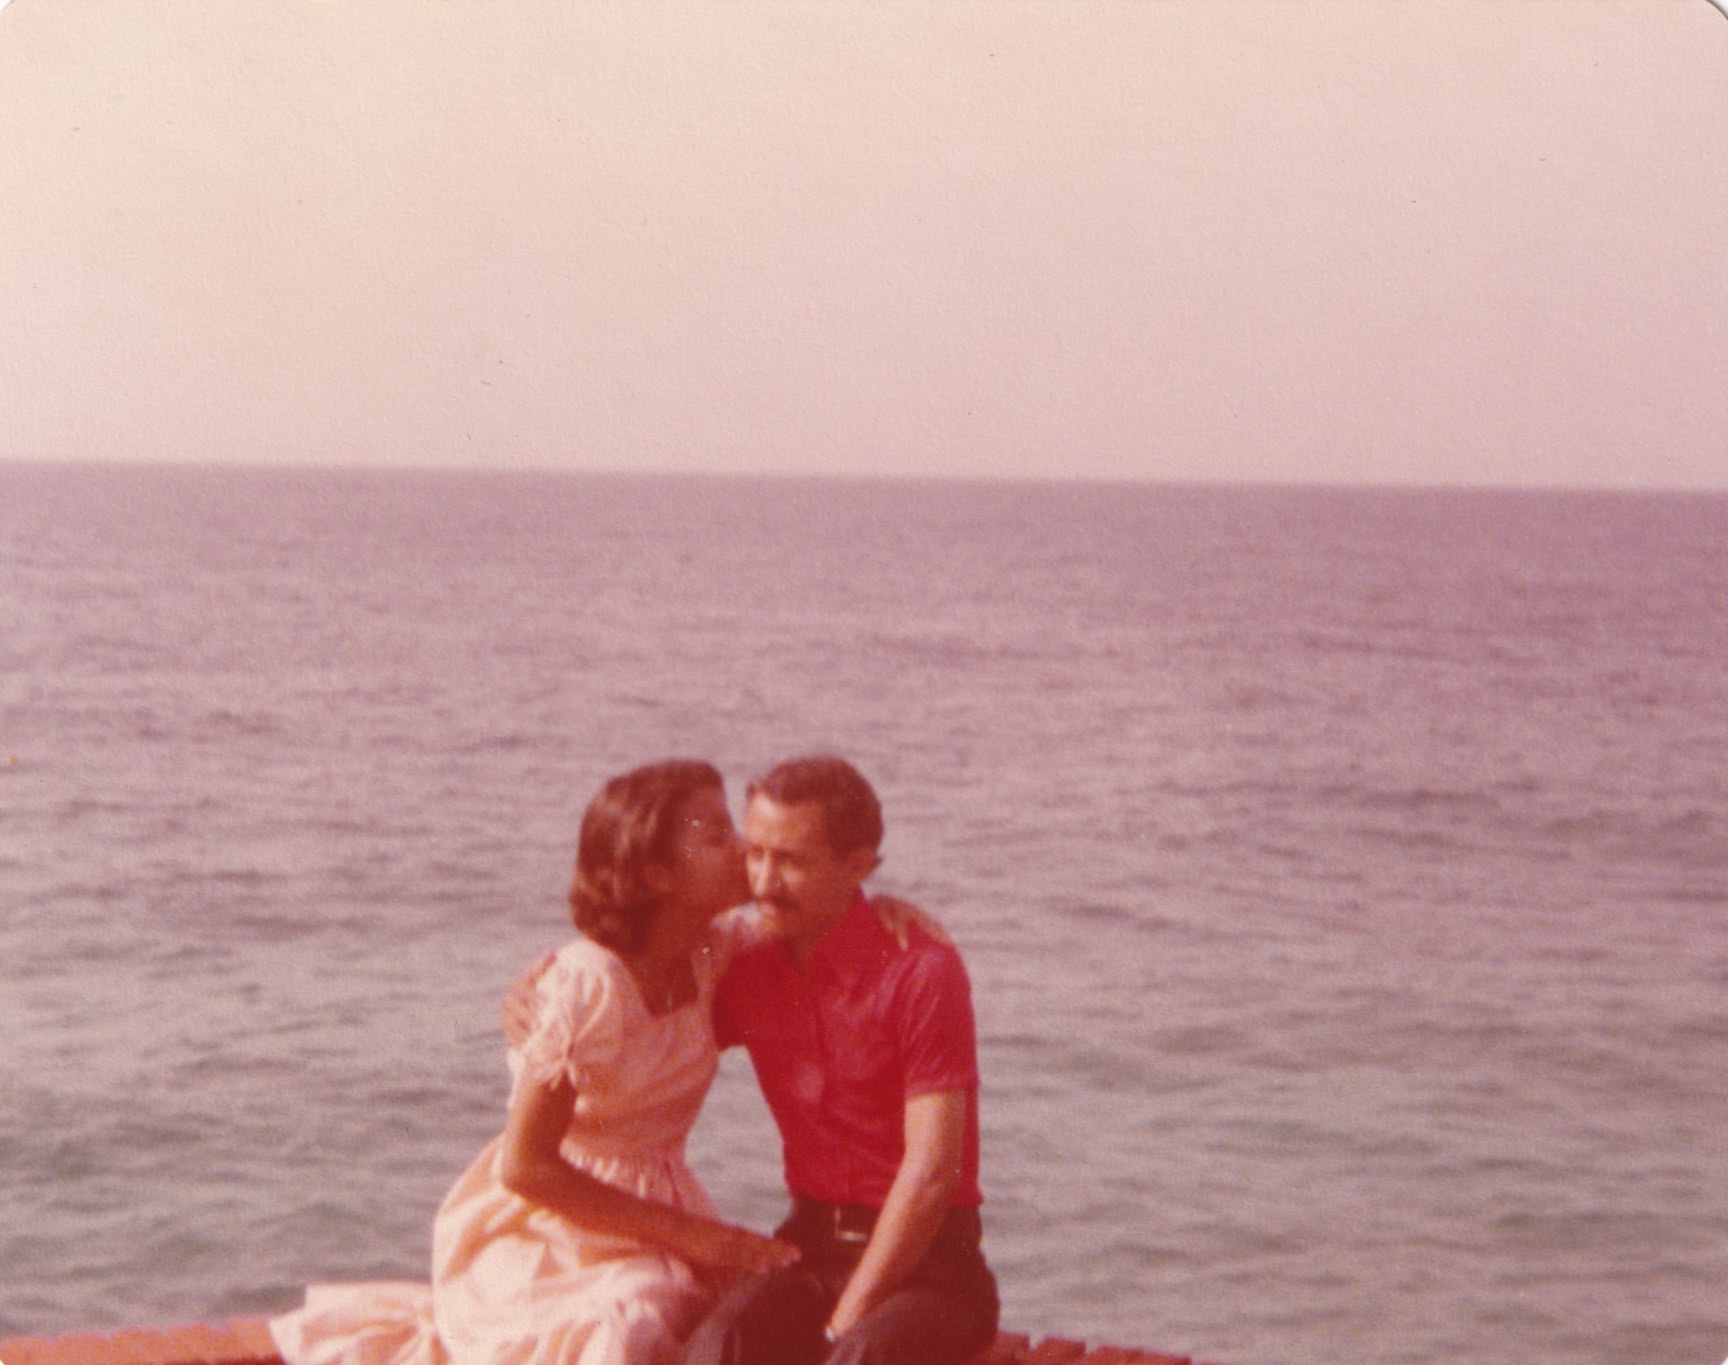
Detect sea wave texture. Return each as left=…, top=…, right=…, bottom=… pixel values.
left=3, top=465, right=1726, bottom=1365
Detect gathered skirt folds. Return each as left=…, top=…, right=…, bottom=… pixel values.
left=270, top=1136, right=716, bottom=1365
left=272, top=930, right=745, bottom=1365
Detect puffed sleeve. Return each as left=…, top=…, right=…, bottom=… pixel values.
left=513, top=942, right=625, bottom=1093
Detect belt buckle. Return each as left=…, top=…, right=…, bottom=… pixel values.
left=832, top=1205, right=870, bottom=1245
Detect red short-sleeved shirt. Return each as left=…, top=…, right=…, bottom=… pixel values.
left=713, top=894, right=984, bottom=1209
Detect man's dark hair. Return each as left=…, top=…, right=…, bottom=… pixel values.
left=748, top=754, right=883, bottom=855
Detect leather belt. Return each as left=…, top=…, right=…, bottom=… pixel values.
left=791, top=1196, right=877, bottom=1243
left=788, top=1197, right=982, bottom=1248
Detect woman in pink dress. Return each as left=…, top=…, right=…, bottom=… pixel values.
left=271, top=759, right=799, bottom=1365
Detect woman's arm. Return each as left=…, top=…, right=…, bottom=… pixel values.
left=496, top=1070, right=798, bottom=1275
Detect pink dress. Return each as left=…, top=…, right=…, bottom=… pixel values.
left=271, top=920, right=747, bottom=1365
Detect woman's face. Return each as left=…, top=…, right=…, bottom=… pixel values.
left=656, top=785, right=750, bottom=918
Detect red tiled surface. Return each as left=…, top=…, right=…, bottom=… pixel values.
left=0, top=1322, right=1220, bottom=1365
left=1022, top=1337, right=1091, bottom=1365
left=1082, top=1347, right=1193, bottom=1365
left=974, top=1331, right=1033, bottom=1365
left=0, top=1320, right=278, bottom=1365
left=226, top=1323, right=280, bottom=1360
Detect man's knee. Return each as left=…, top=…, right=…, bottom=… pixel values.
left=826, top=1292, right=995, bottom=1365
left=831, top=1252, right=1000, bottom=1365
left=680, top=1267, right=828, bottom=1365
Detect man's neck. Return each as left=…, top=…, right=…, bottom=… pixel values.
left=785, top=889, right=864, bottom=968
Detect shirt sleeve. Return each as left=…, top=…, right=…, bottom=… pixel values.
left=895, top=941, right=981, bottom=1098
left=512, top=943, right=625, bottom=1093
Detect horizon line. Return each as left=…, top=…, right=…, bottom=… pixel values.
left=3, top=454, right=1725, bottom=499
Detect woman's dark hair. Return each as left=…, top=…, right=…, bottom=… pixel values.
left=747, top=754, right=883, bottom=855
left=567, top=759, right=725, bottom=953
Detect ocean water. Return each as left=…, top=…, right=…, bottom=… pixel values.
left=2, top=463, right=1726, bottom=1365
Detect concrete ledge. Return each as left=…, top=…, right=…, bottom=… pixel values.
left=0, top=1321, right=1228, bottom=1365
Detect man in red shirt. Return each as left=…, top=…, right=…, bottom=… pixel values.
left=682, top=754, right=998, bottom=1365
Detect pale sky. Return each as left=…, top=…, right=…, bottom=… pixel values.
left=3, top=0, right=1725, bottom=488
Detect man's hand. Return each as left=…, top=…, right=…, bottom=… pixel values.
left=501, top=951, right=554, bottom=1047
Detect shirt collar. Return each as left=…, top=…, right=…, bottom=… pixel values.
left=802, top=891, right=893, bottom=983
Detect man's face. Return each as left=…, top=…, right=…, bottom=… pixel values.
left=744, top=794, right=875, bottom=955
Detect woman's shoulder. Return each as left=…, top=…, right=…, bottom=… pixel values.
left=542, top=936, right=630, bottom=1008
left=513, top=936, right=631, bottom=1085
left=551, top=933, right=620, bottom=971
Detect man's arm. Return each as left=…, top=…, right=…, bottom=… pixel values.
left=825, top=1088, right=969, bottom=1339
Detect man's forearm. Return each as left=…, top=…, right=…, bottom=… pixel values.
left=827, top=1175, right=953, bottom=1333
left=827, top=1090, right=967, bottom=1337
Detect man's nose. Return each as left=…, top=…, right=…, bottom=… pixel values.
left=752, top=857, right=780, bottom=894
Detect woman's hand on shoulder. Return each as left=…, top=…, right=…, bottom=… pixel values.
left=870, top=895, right=950, bottom=949
left=501, top=950, right=555, bottom=1047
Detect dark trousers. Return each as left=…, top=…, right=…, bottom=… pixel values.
left=681, top=1203, right=1000, bottom=1365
